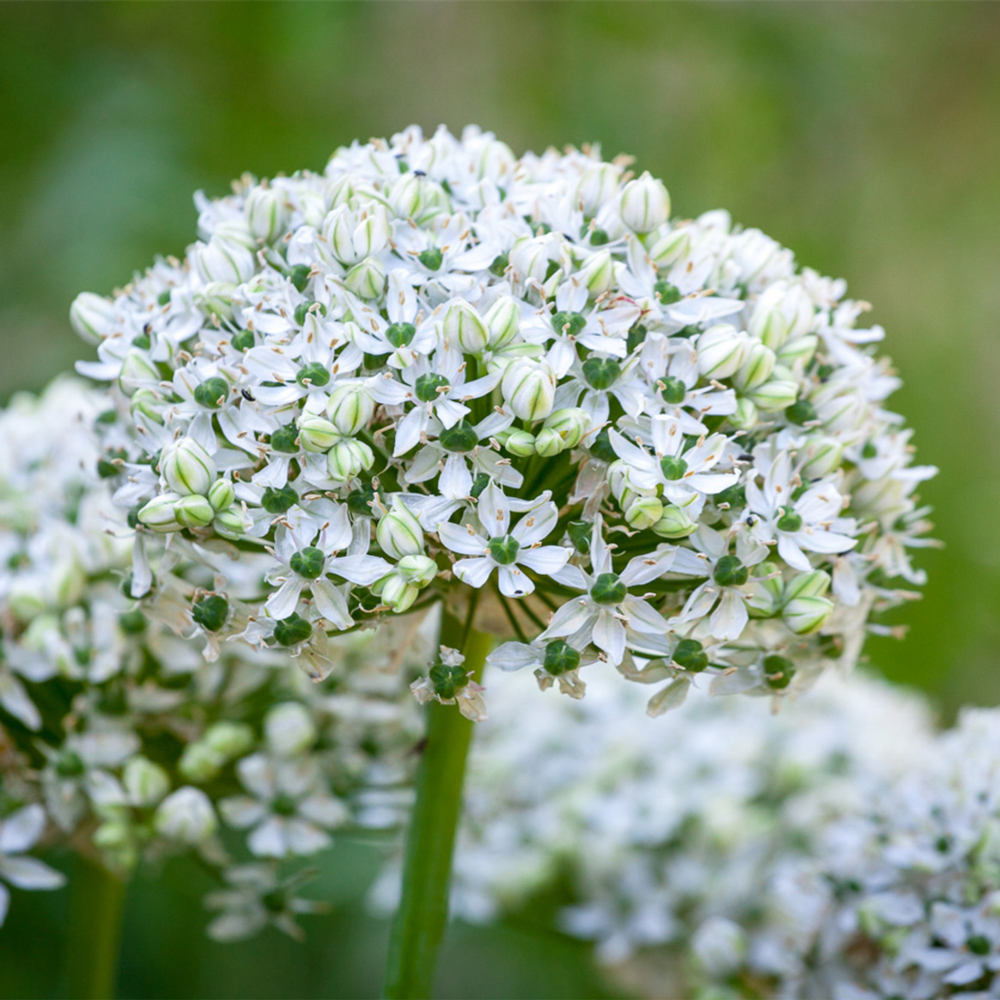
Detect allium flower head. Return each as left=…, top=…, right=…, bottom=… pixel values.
left=71, top=124, right=935, bottom=711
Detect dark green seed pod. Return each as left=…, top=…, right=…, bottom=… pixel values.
left=489, top=252, right=509, bottom=277
left=487, top=535, right=520, bottom=566
left=157, top=290, right=171, bottom=306
left=191, top=595, right=229, bottom=632
left=470, top=474, right=490, bottom=499
left=296, top=363, right=330, bottom=387
left=132, top=332, right=151, bottom=350
left=567, top=520, right=591, bottom=554
left=415, top=373, right=450, bottom=402
left=439, top=419, right=478, bottom=453
left=386, top=322, right=416, bottom=348
left=118, top=609, right=148, bottom=635
left=714, top=483, right=746, bottom=509
left=429, top=661, right=468, bottom=700
left=261, top=485, right=298, bottom=514
left=231, top=329, right=255, bottom=352
left=763, top=654, right=795, bottom=689
left=714, top=555, right=749, bottom=587
left=660, top=376, right=688, bottom=405
left=347, top=485, right=376, bottom=516
left=673, top=638, right=709, bottom=672
left=589, top=427, right=617, bottom=463
left=776, top=509, right=804, bottom=533
left=626, top=322, right=647, bottom=354
left=786, top=400, right=818, bottom=425
left=591, top=572, right=627, bottom=606
left=589, top=228, right=609, bottom=246
left=659, top=456, right=688, bottom=481
left=654, top=280, right=682, bottom=304
left=544, top=640, right=581, bottom=676
left=418, top=247, right=443, bottom=271
left=290, top=546, right=325, bottom=580
left=582, top=356, right=621, bottom=390
left=273, top=612, right=312, bottom=646
left=270, top=424, right=299, bottom=453
left=551, top=311, right=587, bottom=337
left=54, top=750, right=85, bottom=778
left=289, top=264, right=312, bottom=292
left=193, top=377, right=229, bottom=409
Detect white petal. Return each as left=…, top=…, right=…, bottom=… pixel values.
left=777, top=534, right=812, bottom=572
left=311, top=580, right=354, bottom=629
left=248, top=817, right=290, bottom=858
left=439, top=455, right=473, bottom=500
left=512, top=503, right=558, bottom=546
left=453, top=558, right=495, bottom=589
left=709, top=590, right=748, bottom=641
left=477, top=481, right=509, bottom=538
left=326, top=554, right=392, bottom=586
left=438, top=522, right=488, bottom=557
left=0, top=805, right=44, bottom=854
left=498, top=565, right=534, bottom=598
left=517, top=546, right=569, bottom=576
left=486, top=642, right=540, bottom=673
left=0, top=856, right=66, bottom=891
left=592, top=611, right=626, bottom=665
left=265, top=578, right=305, bottom=620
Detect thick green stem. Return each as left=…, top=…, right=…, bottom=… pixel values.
left=67, top=856, right=125, bottom=1000
left=383, top=611, right=492, bottom=999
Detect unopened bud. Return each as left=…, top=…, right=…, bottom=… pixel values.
left=799, top=436, right=843, bottom=478
left=579, top=249, right=615, bottom=297
left=244, top=186, right=287, bottom=243
left=326, top=382, right=376, bottom=436
left=353, top=209, right=389, bottom=259
left=175, top=494, right=215, bottom=530
left=377, top=501, right=424, bottom=559
left=326, top=439, right=374, bottom=481
left=483, top=296, right=521, bottom=349
left=733, top=342, right=776, bottom=393
left=542, top=407, right=590, bottom=449
left=130, top=388, right=163, bottom=424
left=443, top=300, right=489, bottom=353
left=502, top=359, right=556, bottom=421
left=576, top=163, right=619, bottom=215
left=70, top=292, right=116, bottom=344
left=344, top=257, right=386, bottom=299
left=137, top=493, right=183, bottom=533
left=297, top=414, right=339, bottom=453
left=648, top=229, right=690, bottom=269
left=625, top=495, right=664, bottom=531
left=619, top=172, right=671, bottom=233
left=697, top=325, right=747, bottom=380
left=161, top=438, right=216, bottom=496
left=214, top=505, right=247, bottom=535
left=782, top=595, right=834, bottom=635
left=730, top=397, right=758, bottom=430
left=265, top=703, right=317, bottom=757
left=204, top=721, right=255, bottom=759
left=379, top=574, right=420, bottom=613
left=776, top=335, right=818, bottom=368
left=207, top=479, right=235, bottom=512
left=123, top=757, right=170, bottom=807
left=119, top=350, right=159, bottom=395
left=748, top=379, right=799, bottom=412
left=501, top=429, right=536, bottom=457
left=192, top=237, right=256, bottom=285
left=785, top=570, right=831, bottom=601
left=396, top=555, right=438, bottom=587
left=652, top=504, right=696, bottom=539
left=153, top=787, right=218, bottom=844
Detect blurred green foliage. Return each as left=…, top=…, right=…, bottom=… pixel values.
left=1, top=3, right=999, bottom=996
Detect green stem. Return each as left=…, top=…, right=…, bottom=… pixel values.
left=382, top=610, right=492, bottom=999
left=67, top=856, right=125, bottom=1000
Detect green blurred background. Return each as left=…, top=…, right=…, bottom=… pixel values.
left=1, top=3, right=998, bottom=996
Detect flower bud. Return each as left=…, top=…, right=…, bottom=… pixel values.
left=782, top=595, right=834, bottom=635
left=652, top=504, right=697, bottom=539
left=501, top=429, right=536, bottom=457
left=377, top=501, right=424, bottom=559
left=244, top=186, right=287, bottom=243
left=175, top=494, right=215, bottom=530
left=697, top=325, right=747, bottom=380
left=153, top=787, right=218, bottom=844
left=748, top=300, right=789, bottom=350
left=70, top=292, right=115, bottom=344
left=344, top=257, right=386, bottom=299
left=733, top=342, right=776, bottom=393
left=625, top=495, right=664, bottom=531
left=378, top=574, right=420, bottom=613
left=323, top=206, right=356, bottom=264
left=746, top=562, right=784, bottom=617
left=297, top=414, right=339, bottom=453
left=265, top=702, right=317, bottom=757
left=137, top=493, right=183, bottom=533
left=123, top=757, right=170, bottom=807
left=533, top=428, right=564, bottom=458
left=192, top=237, right=256, bottom=285
left=389, top=173, right=426, bottom=219
left=130, top=388, right=163, bottom=424
left=396, top=554, right=438, bottom=587
left=502, top=359, right=556, bottom=421
left=776, top=334, right=818, bottom=368
left=579, top=249, right=615, bottom=297
left=178, top=742, right=223, bottom=783
left=648, top=229, right=690, bottom=269
left=204, top=721, right=255, bottom=759
left=799, top=436, right=843, bottom=478
left=161, top=438, right=216, bottom=496
left=207, top=478, right=235, bottom=512
left=214, top=505, right=247, bottom=535
left=353, top=209, right=389, bottom=259
left=484, top=296, right=521, bottom=349
left=325, top=382, right=376, bottom=436
left=194, top=281, right=237, bottom=320
left=784, top=570, right=831, bottom=601
left=619, top=172, right=671, bottom=233
left=119, top=350, right=159, bottom=395
left=730, top=398, right=758, bottom=430
left=443, top=300, right=489, bottom=353
left=541, top=407, right=590, bottom=450
left=576, top=163, right=619, bottom=215
left=509, top=235, right=557, bottom=284
left=326, top=439, right=374, bottom=481
left=747, top=379, right=799, bottom=412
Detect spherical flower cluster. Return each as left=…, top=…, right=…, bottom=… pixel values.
left=0, top=379, right=422, bottom=937
left=410, top=665, right=937, bottom=997
left=71, top=124, right=934, bottom=713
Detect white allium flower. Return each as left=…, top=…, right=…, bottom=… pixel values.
left=70, top=124, right=934, bottom=714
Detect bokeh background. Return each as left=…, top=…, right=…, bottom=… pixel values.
left=1, top=3, right=998, bottom=997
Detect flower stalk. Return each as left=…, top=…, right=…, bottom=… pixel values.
left=67, top=857, right=125, bottom=1000
left=383, top=609, right=492, bottom=999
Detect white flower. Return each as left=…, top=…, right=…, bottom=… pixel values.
left=0, top=805, right=66, bottom=926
